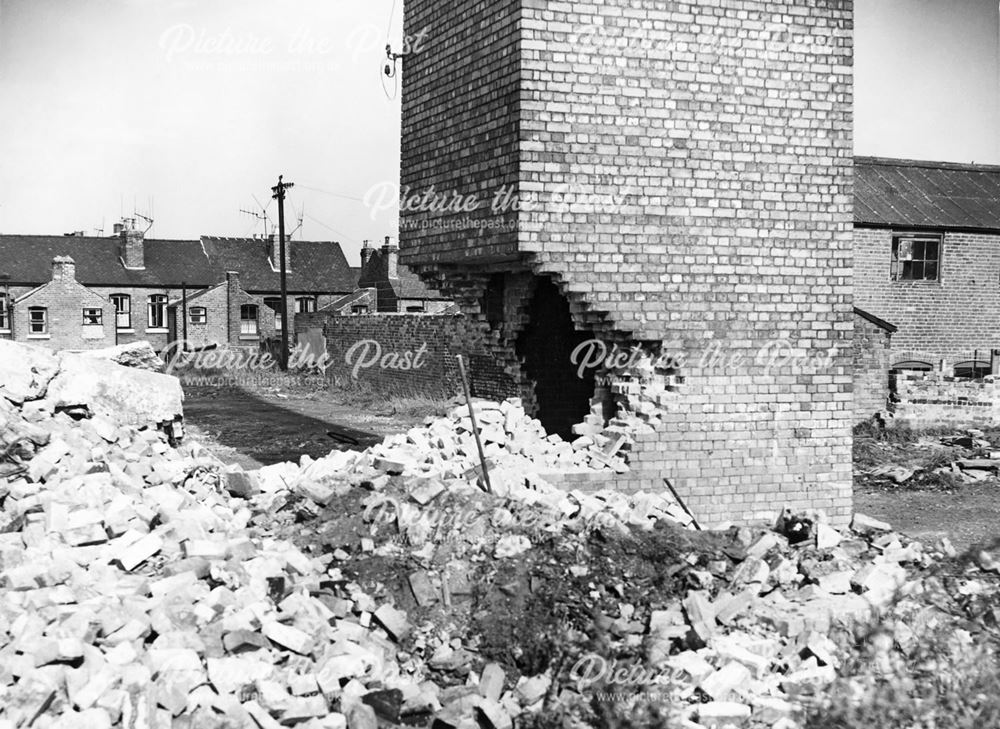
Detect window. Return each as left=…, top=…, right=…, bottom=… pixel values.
left=295, top=296, right=317, bottom=314
left=954, top=360, right=992, bottom=379
left=0, top=296, right=8, bottom=331
left=351, top=304, right=369, bottom=315
left=110, top=294, right=131, bottom=329
left=28, top=307, right=47, bottom=335
left=148, top=294, right=167, bottom=329
left=891, top=234, right=941, bottom=281
left=240, top=304, right=259, bottom=336
left=83, top=308, right=103, bottom=326
left=264, top=297, right=283, bottom=331
left=189, top=307, right=207, bottom=325
left=891, top=360, right=933, bottom=373
left=406, top=304, right=425, bottom=313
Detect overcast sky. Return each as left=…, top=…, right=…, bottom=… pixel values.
left=0, top=0, right=997, bottom=264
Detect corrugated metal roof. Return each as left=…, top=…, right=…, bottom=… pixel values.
left=855, top=157, right=1000, bottom=231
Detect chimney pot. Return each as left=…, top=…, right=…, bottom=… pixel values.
left=360, top=239, right=376, bottom=267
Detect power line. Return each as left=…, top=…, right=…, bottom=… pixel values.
left=303, top=212, right=359, bottom=244
left=295, top=184, right=367, bottom=203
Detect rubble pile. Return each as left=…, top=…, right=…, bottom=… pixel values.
left=860, top=427, right=1000, bottom=487
left=249, top=398, right=646, bottom=503
left=0, top=340, right=997, bottom=728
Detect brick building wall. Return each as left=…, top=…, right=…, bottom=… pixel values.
left=853, top=310, right=893, bottom=423
left=855, top=227, right=1000, bottom=366
left=167, top=274, right=278, bottom=350
left=11, top=259, right=117, bottom=351
left=401, top=0, right=855, bottom=525
left=295, top=312, right=518, bottom=401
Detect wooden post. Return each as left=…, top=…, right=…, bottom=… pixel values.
left=456, top=355, right=492, bottom=494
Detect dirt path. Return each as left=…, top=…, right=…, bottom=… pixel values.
left=855, top=485, right=1000, bottom=552
left=182, top=386, right=413, bottom=469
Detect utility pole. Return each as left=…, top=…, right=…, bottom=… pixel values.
left=271, top=175, right=294, bottom=370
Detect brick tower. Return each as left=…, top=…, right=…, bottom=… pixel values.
left=399, top=0, right=855, bottom=525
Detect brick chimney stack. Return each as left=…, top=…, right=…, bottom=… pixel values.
left=269, top=232, right=292, bottom=272
left=51, top=256, right=76, bottom=281
left=360, top=240, right=376, bottom=268
left=382, top=236, right=398, bottom=279
left=119, top=218, right=145, bottom=269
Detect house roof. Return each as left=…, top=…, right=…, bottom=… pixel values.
left=357, top=249, right=448, bottom=301
left=0, top=234, right=356, bottom=293
left=321, top=289, right=374, bottom=312
left=200, top=237, right=357, bottom=292
left=855, top=157, right=1000, bottom=232
left=168, top=281, right=225, bottom=307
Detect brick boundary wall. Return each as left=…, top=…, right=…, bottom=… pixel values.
left=295, top=313, right=519, bottom=401
left=853, top=313, right=893, bottom=423
left=893, top=372, right=1000, bottom=428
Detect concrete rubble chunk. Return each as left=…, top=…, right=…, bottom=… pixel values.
left=45, top=350, right=183, bottom=428
left=0, top=340, right=62, bottom=404
left=80, top=342, right=164, bottom=372
left=699, top=661, right=752, bottom=700
left=851, top=513, right=892, bottom=533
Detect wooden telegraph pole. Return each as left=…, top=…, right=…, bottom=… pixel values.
left=271, top=175, right=294, bottom=370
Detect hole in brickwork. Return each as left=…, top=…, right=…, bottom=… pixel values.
left=516, top=276, right=595, bottom=440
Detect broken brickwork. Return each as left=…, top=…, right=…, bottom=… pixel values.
left=893, top=372, right=1000, bottom=429
left=400, top=0, right=855, bottom=525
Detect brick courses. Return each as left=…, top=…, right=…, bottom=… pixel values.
left=295, top=312, right=518, bottom=401
left=852, top=309, right=894, bottom=423
left=400, top=0, right=855, bottom=525
left=9, top=258, right=117, bottom=352
left=894, top=372, right=1000, bottom=429
left=854, top=228, right=1000, bottom=366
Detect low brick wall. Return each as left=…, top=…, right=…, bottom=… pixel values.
left=853, top=312, right=893, bottom=424
left=894, top=372, right=1000, bottom=428
left=295, top=312, right=518, bottom=401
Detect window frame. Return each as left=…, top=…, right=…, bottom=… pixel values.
left=110, top=294, right=132, bottom=330
left=263, top=297, right=283, bottom=331
left=891, top=232, right=943, bottom=282
left=188, top=306, right=207, bottom=325
left=147, top=294, right=168, bottom=330
left=295, top=296, right=317, bottom=314
left=28, top=306, right=48, bottom=335
left=82, top=308, right=103, bottom=326
left=0, top=295, right=9, bottom=331
left=239, top=304, right=259, bottom=337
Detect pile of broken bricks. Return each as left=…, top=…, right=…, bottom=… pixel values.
left=1, top=339, right=997, bottom=729
left=863, top=429, right=1000, bottom=486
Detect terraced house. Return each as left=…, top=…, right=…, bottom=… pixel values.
left=0, top=221, right=356, bottom=352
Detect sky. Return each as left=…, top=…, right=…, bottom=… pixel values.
left=0, top=0, right=998, bottom=265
